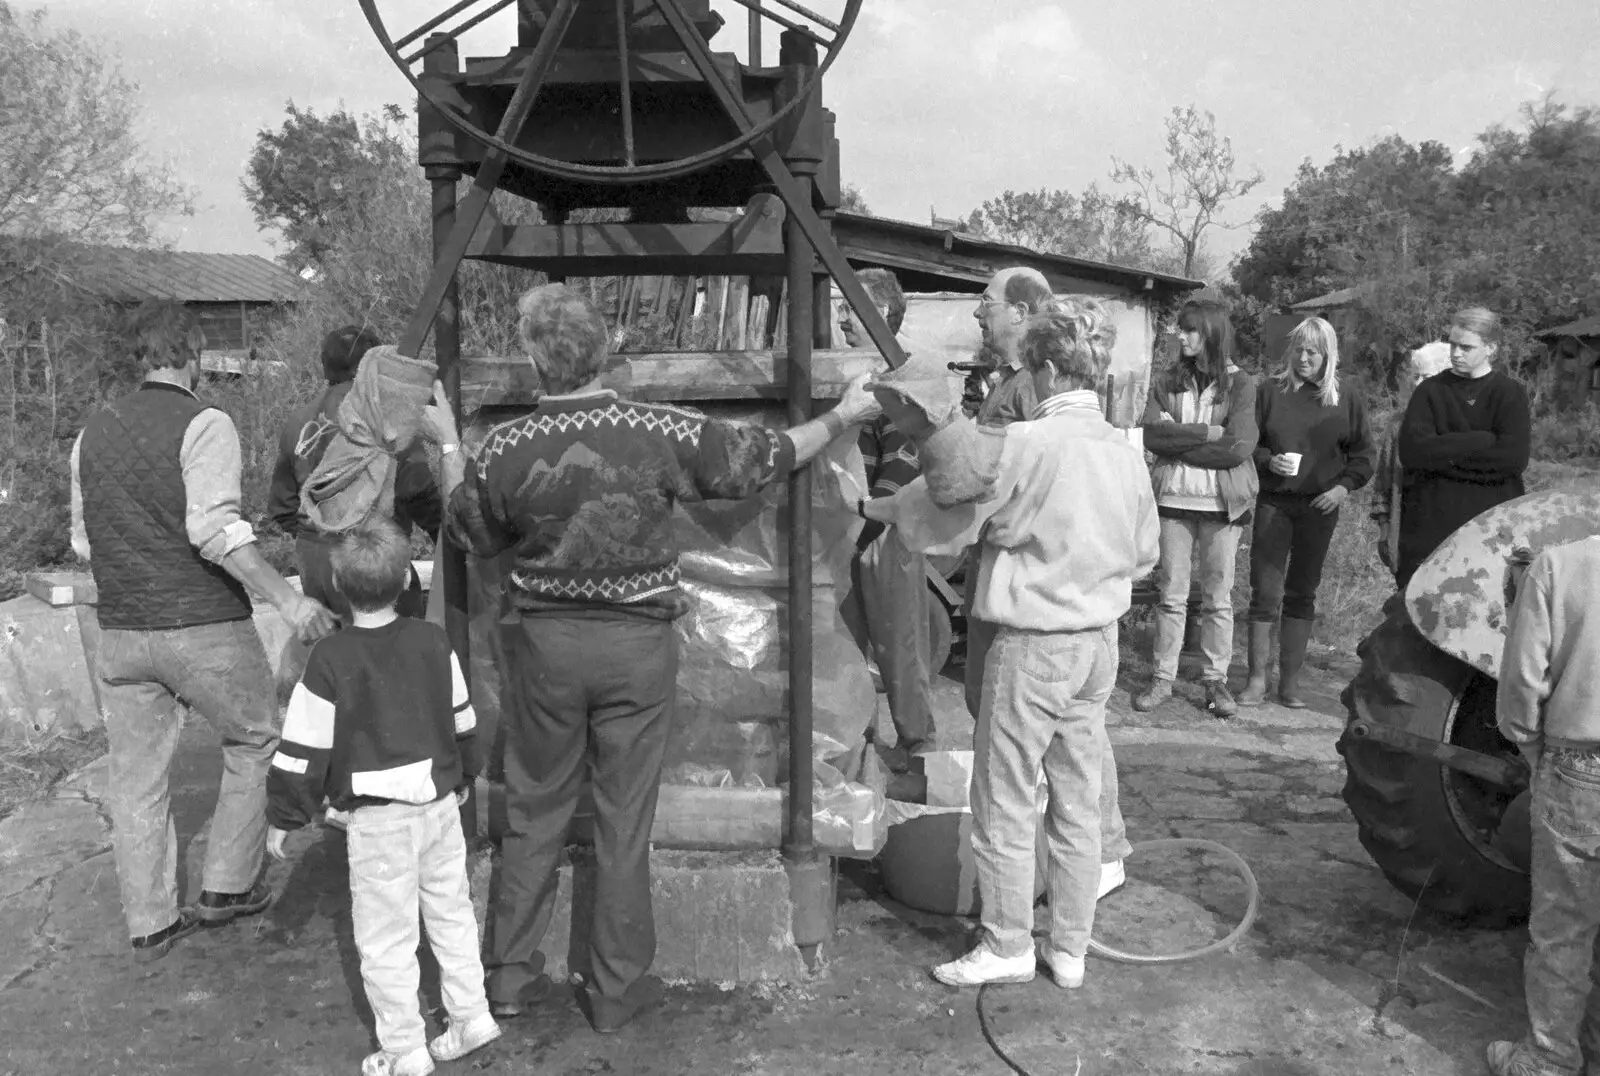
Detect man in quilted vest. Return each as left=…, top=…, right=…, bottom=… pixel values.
left=69, top=301, right=338, bottom=962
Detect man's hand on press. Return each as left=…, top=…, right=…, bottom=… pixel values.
left=420, top=380, right=461, bottom=448
left=282, top=593, right=339, bottom=644
left=835, top=372, right=883, bottom=427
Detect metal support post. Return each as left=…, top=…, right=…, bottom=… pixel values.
left=423, top=33, right=475, bottom=839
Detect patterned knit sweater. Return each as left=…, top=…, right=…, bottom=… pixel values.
left=445, top=389, right=795, bottom=620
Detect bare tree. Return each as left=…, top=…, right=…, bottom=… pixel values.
left=0, top=2, right=193, bottom=290
left=1111, top=105, right=1263, bottom=279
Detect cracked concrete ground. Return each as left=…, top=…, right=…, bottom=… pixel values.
left=0, top=649, right=1526, bottom=1076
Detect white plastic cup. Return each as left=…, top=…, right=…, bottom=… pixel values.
left=1282, top=452, right=1302, bottom=476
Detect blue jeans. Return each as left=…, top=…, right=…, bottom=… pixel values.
left=966, top=616, right=1130, bottom=864
left=1523, top=748, right=1600, bottom=1075
left=972, top=624, right=1118, bottom=960
left=1152, top=515, right=1243, bottom=682
left=96, top=619, right=280, bottom=938
left=348, top=795, right=489, bottom=1055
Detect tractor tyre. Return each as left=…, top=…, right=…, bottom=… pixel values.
left=1337, top=596, right=1529, bottom=925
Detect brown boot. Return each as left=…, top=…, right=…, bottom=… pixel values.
left=1277, top=617, right=1314, bottom=709
left=1236, top=621, right=1272, bottom=706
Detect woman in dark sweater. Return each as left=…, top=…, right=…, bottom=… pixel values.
left=1241, top=317, right=1375, bottom=708
left=1395, top=306, right=1530, bottom=589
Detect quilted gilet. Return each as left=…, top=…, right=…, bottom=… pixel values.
left=79, top=384, right=254, bottom=630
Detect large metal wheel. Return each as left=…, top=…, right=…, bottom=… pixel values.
left=360, top=0, right=861, bottom=184
left=1337, top=596, right=1529, bottom=925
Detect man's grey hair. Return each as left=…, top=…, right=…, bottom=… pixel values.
left=516, top=283, right=610, bottom=394
left=1019, top=309, right=1105, bottom=390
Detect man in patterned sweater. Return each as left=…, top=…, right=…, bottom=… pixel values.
left=423, top=283, right=881, bottom=1032
left=838, top=268, right=937, bottom=769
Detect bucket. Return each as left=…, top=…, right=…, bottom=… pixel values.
left=877, top=751, right=1048, bottom=916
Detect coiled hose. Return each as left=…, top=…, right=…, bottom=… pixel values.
left=977, top=837, right=1261, bottom=1075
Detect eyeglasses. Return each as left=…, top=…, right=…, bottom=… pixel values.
left=976, top=296, right=1010, bottom=310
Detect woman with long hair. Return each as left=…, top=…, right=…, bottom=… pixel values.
left=1395, top=306, right=1530, bottom=589
left=1134, top=300, right=1259, bottom=717
left=1240, top=317, right=1375, bottom=708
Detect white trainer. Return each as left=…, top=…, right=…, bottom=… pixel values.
left=429, top=1013, right=502, bottom=1062
left=1038, top=947, right=1086, bottom=989
left=360, top=1046, right=434, bottom=1076
left=1097, top=859, right=1126, bottom=901
left=932, top=945, right=1036, bottom=987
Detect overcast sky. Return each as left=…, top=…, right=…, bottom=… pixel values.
left=38, top=0, right=1600, bottom=273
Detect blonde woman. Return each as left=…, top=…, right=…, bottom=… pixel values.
left=1240, top=317, right=1375, bottom=708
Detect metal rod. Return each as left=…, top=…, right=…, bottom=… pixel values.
left=1347, top=721, right=1528, bottom=790
left=398, top=0, right=579, bottom=358
left=747, top=0, right=762, bottom=63
left=654, top=0, right=902, bottom=369
left=404, top=0, right=518, bottom=66
left=785, top=178, right=815, bottom=857
left=719, top=0, right=828, bottom=50
left=422, top=33, right=473, bottom=839
left=765, top=0, right=840, bottom=33
left=615, top=0, right=635, bottom=167
left=395, top=0, right=483, bottom=51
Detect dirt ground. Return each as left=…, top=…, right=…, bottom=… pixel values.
left=0, top=644, right=1529, bottom=1076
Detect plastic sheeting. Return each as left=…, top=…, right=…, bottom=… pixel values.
left=439, top=401, right=881, bottom=804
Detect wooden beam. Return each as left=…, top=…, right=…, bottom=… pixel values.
left=458, top=348, right=889, bottom=410
left=467, top=195, right=786, bottom=277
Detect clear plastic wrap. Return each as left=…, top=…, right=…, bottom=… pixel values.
left=444, top=401, right=880, bottom=792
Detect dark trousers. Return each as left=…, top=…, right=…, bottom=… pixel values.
left=296, top=534, right=423, bottom=622
left=483, top=615, right=677, bottom=1005
left=1247, top=497, right=1340, bottom=622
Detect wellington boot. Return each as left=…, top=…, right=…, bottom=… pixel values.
left=1236, top=621, right=1273, bottom=706
left=1276, top=617, right=1314, bottom=709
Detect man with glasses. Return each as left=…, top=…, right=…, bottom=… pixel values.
left=962, top=267, right=1133, bottom=902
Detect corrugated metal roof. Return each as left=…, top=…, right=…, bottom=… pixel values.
left=1290, top=285, right=1364, bottom=311
left=1535, top=316, right=1600, bottom=340
left=832, top=212, right=1205, bottom=293
left=71, top=247, right=302, bottom=304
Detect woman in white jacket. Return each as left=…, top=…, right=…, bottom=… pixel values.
left=1134, top=301, right=1260, bottom=718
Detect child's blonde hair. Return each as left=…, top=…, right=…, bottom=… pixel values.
left=331, top=519, right=412, bottom=613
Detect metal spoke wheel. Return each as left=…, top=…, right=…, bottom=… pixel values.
left=360, top=0, right=862, bottom=184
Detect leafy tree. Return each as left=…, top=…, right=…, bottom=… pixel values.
left=0, top=1, right=192, bottom=289
left=962, top=184, right=1156, bottom=269
left=1111, top=105, right=1263, bottom=279
left=242, top=104, right=411, bottom=271
left=839, top=184, right=870, bottom=215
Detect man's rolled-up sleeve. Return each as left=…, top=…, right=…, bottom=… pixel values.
left=1497, top=555, right=1554, bottom=746
left=181, top=410, right=256, bottom=563
left=70, top=432, right=90, bottom=561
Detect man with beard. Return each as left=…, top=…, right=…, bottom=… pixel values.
left=963, top=267, right=1133, bottom=901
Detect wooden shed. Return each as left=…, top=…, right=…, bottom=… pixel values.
left=73, top=247, right=303, bottom=375
left=1535, top=316, right=1600, bottom=408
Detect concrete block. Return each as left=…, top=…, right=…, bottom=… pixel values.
left=0, top=595, right=101, bottom=739
left=468, top=846, right=812, bottom=984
